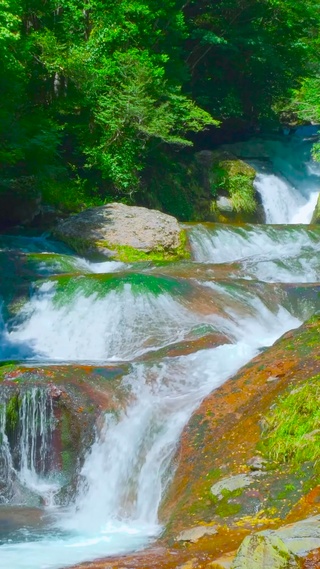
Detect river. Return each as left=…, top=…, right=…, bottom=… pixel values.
left=0, top=128, right=320, bottom=568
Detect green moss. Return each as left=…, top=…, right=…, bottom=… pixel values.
left=6, top=393, right=21, bottom=432
left=54, top=228, right=190, bottom=262
left=211, top=152, right=257, bottom=214
left=52, top=272, right=192, bottom=307
left=27, top=253, right=81, bottom=274
left=259, top=374, right=320, bottom=468
left=59, top=410, right=77, bottom=478
left=97, top=229, right=190, bottom=262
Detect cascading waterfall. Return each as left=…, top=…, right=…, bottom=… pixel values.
left=254, top=172, right=307, bottom=224
left=188, top=224, right=320, bottom=283
left=0, top=388, right=57, bottom=505
left=18, top=388, right=57, bottom=497
left=0, top=403, right=14, bottom=499
left=1, top=128, right=320, bottom=569
left=249, top=130, right=320, bottom=224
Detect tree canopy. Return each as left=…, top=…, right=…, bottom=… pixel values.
left=1, top=0, right=319, bottom=209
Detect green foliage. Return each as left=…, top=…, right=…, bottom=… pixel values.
left=40, top=176, right=105, bottom=213
left=0, top=0, right=319, bottom=213
left=6, top=393, right=21, bottom=432
left=212, top=157, right=257, bottom=213
left=185, top=0, right=319, bottom=124
left=260, top=375, right=320, bottom=468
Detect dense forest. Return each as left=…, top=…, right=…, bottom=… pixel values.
left=1, top=0, right=320, bottom=217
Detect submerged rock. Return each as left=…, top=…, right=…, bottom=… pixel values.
left=53, top=202, right=189, bottom=261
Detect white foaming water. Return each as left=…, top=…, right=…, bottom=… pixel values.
left=290, top=191, right=320, bottom=224
left=17, top=389, right=59, bottom=505
left=0, top=298, right=300, bottom=569
left=0, top=389, right=59, bottom=506
left=4, top=282, right=215, bottom=362
left=254, top=173, right=310, bottom=224
left=189, top=225, right=320, bottom=267
left=76, top=258, right=127, bottom=274
left=0, top=403, right=14, bottom=499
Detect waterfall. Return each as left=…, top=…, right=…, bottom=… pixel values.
left=254, top=173, right=306, bottom=223
left=248, top=131, right=320, bottom=224
left=1, top=130, right=320, bottom=568
left=18, top=388, right=56, bottom=493
left=0, top=403, right=14, bottom=501
left=188, top=224, right=320, bottom=283
left=0, top=388, right=57, bottom=505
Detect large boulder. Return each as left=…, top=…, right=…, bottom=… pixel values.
left=232, top=534, right=299, bottom=569
left=53, top=203, right=189, bottom=262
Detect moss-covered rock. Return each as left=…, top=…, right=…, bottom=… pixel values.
left=161, top=314, right=320, bottom=541
left=207, top=150, right=264, bottom=223
left=53, top=202, right=190, bottom=261
left=232, top=534, right=299, bottom=569
left=140, top=149, right=263, bottom=223
left=311, top=194, right=320, bottom=224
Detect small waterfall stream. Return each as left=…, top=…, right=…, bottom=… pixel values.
left=0, top=129, right=320, bottom=569
left=0, top=388, right=57, bottom=506
left=250, top=129, right=320, bottom=224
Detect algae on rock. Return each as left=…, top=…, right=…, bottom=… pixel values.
left=232, top=534, right=299, bottom=569
left=208, top=150, right=263, bottom=223
left=53, top=202, right=189, bottom=261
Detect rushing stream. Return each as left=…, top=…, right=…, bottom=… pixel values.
left=0, top=129, right=320, bottom=568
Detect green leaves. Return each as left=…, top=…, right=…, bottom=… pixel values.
left=1, top=0, right=319, bottom=208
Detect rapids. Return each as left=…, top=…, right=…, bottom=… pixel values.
left=0, top=128, right=320, bottom=569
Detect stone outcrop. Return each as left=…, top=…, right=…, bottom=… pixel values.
left=232, top=516, right=320, bottom=568
left=160, top=314, right=320, bottom=549
left=53, top=202, right=189, bottom=261
left=176, top=524, right=218, bottom=543
left=0, top=363, right=130, bottom=504
left=232, top=534, right=299, bottom=569
left=311, top=193, right=320, bottom=224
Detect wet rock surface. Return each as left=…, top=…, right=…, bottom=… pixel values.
left=311, top=193, right=320, bottom=224
left=69, top=315, right=320, bottom=569
left=231, top=534, right=299, bottom=569
left=176, top=524, right=218, bottom=543
left=0, top=363, right=130, bottom=503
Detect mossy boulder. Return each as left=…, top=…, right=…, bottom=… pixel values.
left=232, top=534, right=299, bottom=569
left=53, top=202, right=189, bottom=261
left=311, top=194, right=320, bottom=224
left=206, top=150, right=264, bottom=223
